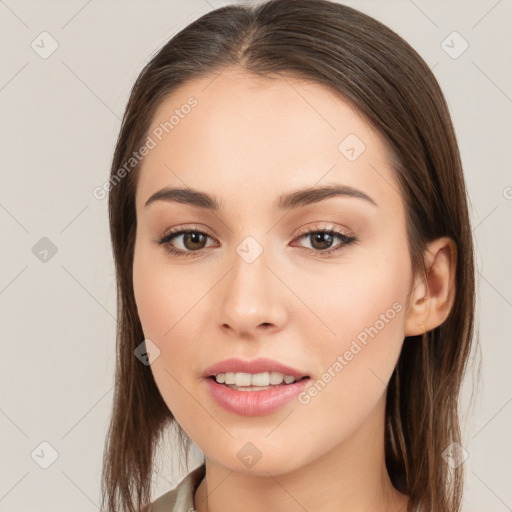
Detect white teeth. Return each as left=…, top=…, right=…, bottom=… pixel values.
left=214, top=371, right=299, bottom=386
left=252, top=372, right=270, bottom=386
left=224, top=372, right=236, bottom=385
left=235, top=372, right=252, bottom=386
left=269, top=372, right=284, bottom=385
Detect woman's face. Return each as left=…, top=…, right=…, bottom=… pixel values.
left=133, top=67, right=415, bottom=475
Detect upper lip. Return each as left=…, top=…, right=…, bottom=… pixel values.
left=203, top=357, right=310, bottom=379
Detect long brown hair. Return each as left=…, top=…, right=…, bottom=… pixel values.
left=101, top=1, right=476, bottom=510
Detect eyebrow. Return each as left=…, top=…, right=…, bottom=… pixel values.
left=144, top=184, right=377, bottom=210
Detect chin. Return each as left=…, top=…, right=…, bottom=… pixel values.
left=202, top=437, right=311, bottom=477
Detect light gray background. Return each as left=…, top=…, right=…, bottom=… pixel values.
left=1, top=0, right=511, bottom=510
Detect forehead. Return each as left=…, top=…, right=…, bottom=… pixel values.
left=135, top=67, right=400, bottom=210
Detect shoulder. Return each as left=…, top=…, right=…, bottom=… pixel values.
left=147, top=464, right=206, bottom=512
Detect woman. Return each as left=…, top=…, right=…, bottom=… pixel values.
left=101, top=1, right=476, bottom=511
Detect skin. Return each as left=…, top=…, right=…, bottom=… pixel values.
left=132, top=67, right=456, bottom=512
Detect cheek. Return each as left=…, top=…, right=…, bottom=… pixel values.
left=132, top=239, right=205, bottom=384
left=306, top=250, right=410, bottom=344
left=290, top=270, right=409, bottom=453
left=132, top=245, right=198, bottom=424
left=325, top=272, right=407, bottom=347
left=133, top=240, right=196, bottom=342
left=299, top=246, right=411, bottom=393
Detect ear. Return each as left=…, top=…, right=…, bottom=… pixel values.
left=404, top=237, right=457, bottom=336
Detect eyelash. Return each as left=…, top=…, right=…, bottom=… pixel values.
left=155, top=224, right=357, bottom=259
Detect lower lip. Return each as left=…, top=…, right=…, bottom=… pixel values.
left=204, top=377, right=311, bottom=416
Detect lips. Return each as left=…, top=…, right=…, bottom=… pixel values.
left=202, top=357, right=310, bottom=379
left=204, top=374, right=311, bottom=416
left=202, top=357, right=312, bottom=416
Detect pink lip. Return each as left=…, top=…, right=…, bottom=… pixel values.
left=202, top=358, right=312, bottom=416
left=204, top=376, right=311, bottom=416
left=202, top=357, right=310, bottom=379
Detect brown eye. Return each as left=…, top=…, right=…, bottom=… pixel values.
left=156, top=225, right=357, bottom=259
left=309, top=231, right=336, bottom=251
left=292, top=227, right=357, bottom=257
left=179, top=231, right=208, bottom=251
left=156, top=228, right=216, bottom=257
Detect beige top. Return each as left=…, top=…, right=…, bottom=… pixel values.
left=148, top=464, right=422, bottom=512
left=148, top=464, right=206, bottom=512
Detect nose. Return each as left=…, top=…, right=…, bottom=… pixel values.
left=216, top=237, right=288, bottom=340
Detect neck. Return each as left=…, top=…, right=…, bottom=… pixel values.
left=194, top=393, right=409, bottom=512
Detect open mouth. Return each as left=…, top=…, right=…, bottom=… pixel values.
left=209, top=374, right=310, bottom=392
left=204, top=371, right=312, bottom=415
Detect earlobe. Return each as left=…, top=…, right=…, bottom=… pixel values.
left=404, top=237, right=457, bottom=336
